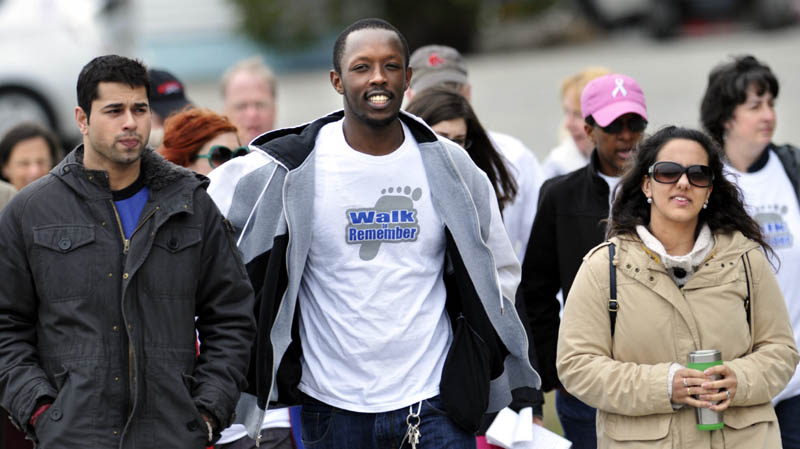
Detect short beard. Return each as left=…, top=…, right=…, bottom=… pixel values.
left=360, top=114, right=397, bottom=128
left=344, top=94, right=398, bottom=129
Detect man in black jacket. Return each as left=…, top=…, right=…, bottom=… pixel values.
left=0, top=55, right=256, bottom=449
left=520, top=73, right=648, bottom=449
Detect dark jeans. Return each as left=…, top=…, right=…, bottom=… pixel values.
left=776, top=394, right=800, bottom=449
left=556, top=390, right=596, bottom=449
left=300, top=394, right=475, bottom=449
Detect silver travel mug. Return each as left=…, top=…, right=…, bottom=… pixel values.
left=687, top=349, right=724, bottom=431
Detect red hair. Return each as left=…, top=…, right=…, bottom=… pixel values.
left=158, top=107, right=238, bottom=167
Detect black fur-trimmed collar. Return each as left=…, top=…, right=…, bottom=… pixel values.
left=56, top=144, right=199, bottom=191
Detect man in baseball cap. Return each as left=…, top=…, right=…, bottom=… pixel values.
left=407, top=45, right=469, bottom=95
left=148, top=68, right=193, bottom=147
left=519, top=72, right=647, bottom=449
left=406, top=44, right=545, bottom=263
left=406, top=43, right=546, bottom=444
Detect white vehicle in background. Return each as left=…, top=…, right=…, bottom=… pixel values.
left=0, top=0, right=136, bottom=148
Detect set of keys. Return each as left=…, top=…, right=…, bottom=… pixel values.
left=401, top=401, right=422, bottom=449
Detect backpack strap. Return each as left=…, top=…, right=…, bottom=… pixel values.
left=608, top=243, right=618, bottom=337
left=742, top=252, right=752, bottom=334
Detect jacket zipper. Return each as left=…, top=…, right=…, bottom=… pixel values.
left=109, top=201, right=158, bottom=425
left=111, top=203, right=158, bottom=254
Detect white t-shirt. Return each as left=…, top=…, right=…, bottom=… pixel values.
left=727, top=152, right=800, bottom=404
left=488, top=130, right=544, bottom=261
left=297, top=119, right=451, bottom=413
left=598, top=171, right=622, bottom=215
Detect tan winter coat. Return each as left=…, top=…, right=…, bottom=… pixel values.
left=557, top=231, right=799, bottom=449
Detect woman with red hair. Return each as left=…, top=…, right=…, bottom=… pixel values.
left=158, top=108, right=247, bottom=175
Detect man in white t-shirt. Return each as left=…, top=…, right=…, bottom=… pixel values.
left=207, top=18, right=540, bottom=449
left=405, top=45, right=545, bottom=262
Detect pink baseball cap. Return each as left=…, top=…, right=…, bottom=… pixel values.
left=581, top=74, right=647, bottom=127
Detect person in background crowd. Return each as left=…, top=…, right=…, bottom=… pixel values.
left=405, top=86, right=518, bottom=212
left=557, top=126, right=799, bottom=448
left=158, top=108, right=245, bottom=176
left=216, top=59, right=297, bottom=449
left=222, top=56, right=277, bottom=144
left=0, top=54, right=256, bottom=448
left=700, top=54, right=800, bottom=449
left=405, top=85, right=543, bottom=448
left=207, top=18, right=540, bottom=448
left=520, top=73, right=648, bottom=449
left=0, top=180, right=14, bottom=211
left=147, top=68, right=194, bottom=148
left=542, top=66, right=611, bottom=179
left=406, top=44, right=545, bottom=261
left=0, top=122, right=60, bottom=191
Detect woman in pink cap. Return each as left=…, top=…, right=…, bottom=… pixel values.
left=519, top=73, right=648, bottom=449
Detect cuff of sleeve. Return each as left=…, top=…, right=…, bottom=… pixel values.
left=12, top=379, right=57, bottom=434
left=192, top=381, right=235, bottom=429
left=647, top=363, right=676, bottom=414
left=725, top=361, right=747, bottom=406
left=29, top=403, right=52, bottom=427
left=667, top=363, right=683, bottom=401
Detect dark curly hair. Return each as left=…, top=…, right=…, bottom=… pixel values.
left=700, top=55, right=778, bottom=146
left=608, top=126, right=772, bottom=256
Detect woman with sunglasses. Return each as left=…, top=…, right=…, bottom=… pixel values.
left=701, top=55, right=800, bottom=448
left=405, top=86, right=517, bottom=212
left=556, top=126, right=798, bottom=448
left=159, top=108, right=248, bottom=175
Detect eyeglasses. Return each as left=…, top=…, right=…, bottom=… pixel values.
left=600, top=116, right=648, bottom=134
left=450, top=137, right=472, bottom=150
left=193, top=145, right=249, bottom=168
left=648, top=161, right=714, bottom=187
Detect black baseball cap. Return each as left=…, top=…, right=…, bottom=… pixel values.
left=148, top=68, right=192, bottom=119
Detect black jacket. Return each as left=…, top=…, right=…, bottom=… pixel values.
left=771, top=143, right=800, bottom=202
left=0, top=147, right=256, bottom=448
left=519, top=150, right=610, bottom=392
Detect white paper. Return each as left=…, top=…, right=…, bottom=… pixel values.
left=486, top=407, right=572, bottom=449
left=485, top=407, right=519, bottom=448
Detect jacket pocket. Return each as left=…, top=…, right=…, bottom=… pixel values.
left=723, top=403, right=777, bottom=429
left=34, top=366, right=70, bottom=446
left=602, top=412, right=672, bottom=442
left=142, top=225, right=202, bottom=298
left=439, top=314, right=490, bottom=434
left=32, top=225, right=96, bottom=301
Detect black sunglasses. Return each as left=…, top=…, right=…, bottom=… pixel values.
left=194, top=145, right=249, bottom=168
left=648, top=161, right=714, bottom=188
left=600, top=116, right=648, bottom=134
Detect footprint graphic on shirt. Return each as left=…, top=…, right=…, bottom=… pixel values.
left=357, top=186, right=423, bottom=261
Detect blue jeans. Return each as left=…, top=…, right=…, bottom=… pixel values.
left=776, top=394, right=800, bottom=449
left=556, top=390, right=597, bottom=449
left=300, top=394, right=476, bottom=449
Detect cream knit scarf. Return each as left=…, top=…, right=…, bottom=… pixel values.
left=636, top=224, right=714, bottom=287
